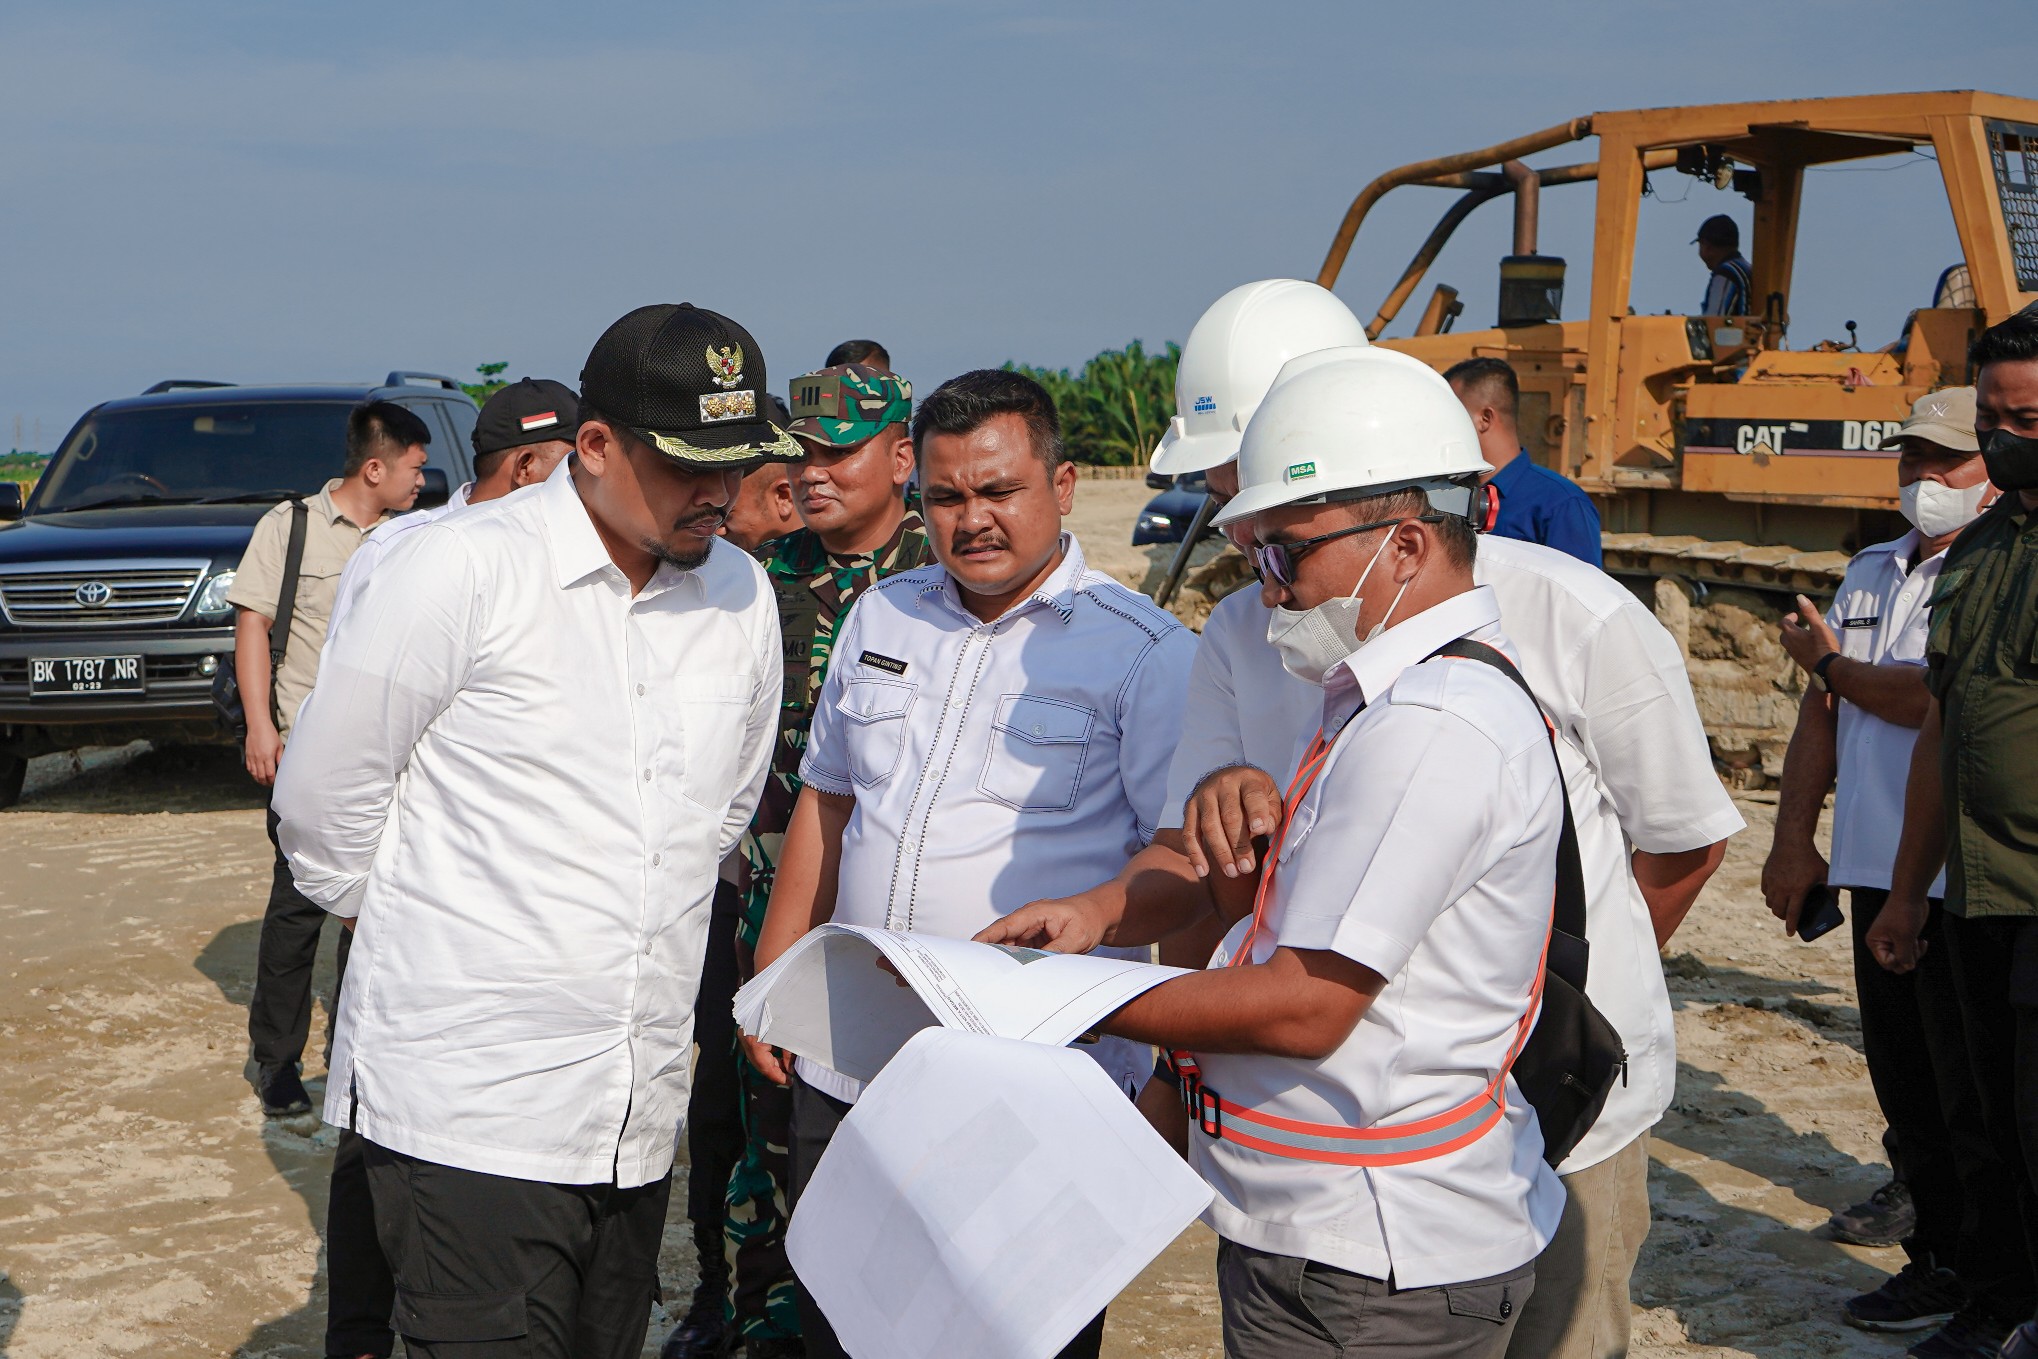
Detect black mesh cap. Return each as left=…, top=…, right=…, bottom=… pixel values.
left=472, top=377, right=580, bottom=457
left=578, top=303, right=802, bottom=468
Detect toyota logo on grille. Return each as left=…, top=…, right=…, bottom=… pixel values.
left=74, top=581, right=113, bottom=608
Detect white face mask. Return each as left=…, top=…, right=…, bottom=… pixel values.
left=1264, top=528, right=1411, bottom=685
left=1900, top=478, right=1991, bottom=538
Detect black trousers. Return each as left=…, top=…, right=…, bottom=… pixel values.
left=785, top=1073, right=1108, bottom=1359
left=364, top=1141, right=671, bottom=1359
left=249, top=804, right=350, bottom=1071
left=1940, top=912, right=2038, bottom=1324
left=328, top=1128, right=396, bottom=1358
left=686, top=897, right=746, bottom=1264
left=1852, top=890, right=1970, bottom=1266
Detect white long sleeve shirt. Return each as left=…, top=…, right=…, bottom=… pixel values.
left=324, top=480, right=473, bottom=641
left=274, top=462, right=780, bottom=1187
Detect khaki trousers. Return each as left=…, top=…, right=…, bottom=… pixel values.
left=1503, top=1133, right=1651, bottom=1359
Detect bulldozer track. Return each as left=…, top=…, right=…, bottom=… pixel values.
left=1601, top=532, right=1851, bottom=599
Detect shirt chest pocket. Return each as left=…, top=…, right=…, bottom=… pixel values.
left=678, top=673, right=753, bottom=810
left=1276, top=797, right=1319, bottom=866
left=979, top=694, right=1095, bottom=813
left=840, top=677, right=916, bottom=788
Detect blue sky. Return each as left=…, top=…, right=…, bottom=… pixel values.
left=2, top=1, right=2033, bottom=450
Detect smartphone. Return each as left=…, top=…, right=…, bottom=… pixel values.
left=1797, top=884, right=1845, bottom=943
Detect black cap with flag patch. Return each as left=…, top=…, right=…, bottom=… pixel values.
left=579, top=303, right=802, bottom=469
left=472, top=377, right=581, bottom=457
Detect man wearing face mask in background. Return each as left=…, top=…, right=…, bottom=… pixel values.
left=1764, top=389, right=2021, bottom=1350
left=1875, top=309, right=2038, bottom=1359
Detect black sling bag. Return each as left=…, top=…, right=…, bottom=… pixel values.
left=1429, top=637, right=1629, bottom=1167
left=212, top=499, right=308, bottom=739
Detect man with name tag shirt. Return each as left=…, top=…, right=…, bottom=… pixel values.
left=743, top=368, right=1196, bottom=1359
left=1765, top=387, right=2023, bottom=1352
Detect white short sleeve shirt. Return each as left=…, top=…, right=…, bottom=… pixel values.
left=798, top=533, right=1198, bottom=1101
left=1189, top=587, right=1567, bottom=1288
left=1823, top=531, right=1947, bottom=896
left=1157, top=536, right=1742, bottom=1174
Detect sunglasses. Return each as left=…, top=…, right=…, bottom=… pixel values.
left=1252, top=514, right=1423, bottom=587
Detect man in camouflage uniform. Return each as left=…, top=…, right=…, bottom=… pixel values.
left=698, top=364, right=928, bottom=1358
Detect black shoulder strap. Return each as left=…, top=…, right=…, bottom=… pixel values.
left=1428, top=637, right=1589, bottom=989
left=267, top=499, right=309, bottom=722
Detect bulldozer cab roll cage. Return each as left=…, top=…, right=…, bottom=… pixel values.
left=1319, top=92, right=2038, bottom=341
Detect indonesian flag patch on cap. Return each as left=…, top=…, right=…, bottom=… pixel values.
left=520, top=411, right=560, bottom=431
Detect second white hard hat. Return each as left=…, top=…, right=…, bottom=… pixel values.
left=1212, top=345, right=1488, bottom=528
left=1150, top=279, right=1369, bottom=477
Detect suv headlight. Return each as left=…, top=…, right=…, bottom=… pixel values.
left=194, top=570, right=237, bottom=619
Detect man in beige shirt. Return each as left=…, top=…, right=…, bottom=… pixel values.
left=227, top=399, right=429, bottom=1118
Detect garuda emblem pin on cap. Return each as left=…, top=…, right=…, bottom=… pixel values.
left=707, top=343, right=744, bottom=390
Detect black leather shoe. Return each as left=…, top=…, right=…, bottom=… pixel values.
left=258, top=1064, right=313, bottom=1118
left=659, top=1290, right=728, bottom=1359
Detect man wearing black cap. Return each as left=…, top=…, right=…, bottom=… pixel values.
left=273, top=303, right=796, bottom=1359
left=326, top=377, right=579, bottom=638
left=1696, top=214, right=1753, bottom=317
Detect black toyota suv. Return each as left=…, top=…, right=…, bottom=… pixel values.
left=0, top=374, right=479, bottom=805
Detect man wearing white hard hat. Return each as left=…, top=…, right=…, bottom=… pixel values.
left=1090, top=346, right=1564, bottom=1355
left=985, top=283, right=1740, bottom=1359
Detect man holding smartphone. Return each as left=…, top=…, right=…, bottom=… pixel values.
left=1763, top=387, right=2025, bottom=1351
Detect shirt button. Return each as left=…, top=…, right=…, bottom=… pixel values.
left=642, top=768, right=652, bottom=782
left=1032, top=723, right=1044, bottom=736
left=637, top=683, right=646, bottom=696
left=652, top=853, right=663, bottom=867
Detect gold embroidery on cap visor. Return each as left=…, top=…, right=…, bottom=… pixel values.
left=700, top=389, right=757, bottom=423
left=638, top=423, right=804, bottom=465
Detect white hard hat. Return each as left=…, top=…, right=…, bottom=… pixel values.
left=1150, top=279, right=1369, bottom=476
left=1213, top=345, right=1488, bottom=528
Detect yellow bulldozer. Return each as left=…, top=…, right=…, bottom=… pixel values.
left=1324, top=90, right=2038, bottom=597
left=1161, top=90, right=2038, bottom=780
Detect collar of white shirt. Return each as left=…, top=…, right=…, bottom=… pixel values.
left=537, top=461, right=703, bottom=601
left=918, top=531, right=1084, bottom=626
left=1321, top=585, right=1505, bottom=731
left=1857, top=527, right=1925, bottom=574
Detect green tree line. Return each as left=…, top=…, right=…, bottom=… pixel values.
left=457, top=342, right=1182, bottom=468
left=1005, top=340, right=1179, bottom=466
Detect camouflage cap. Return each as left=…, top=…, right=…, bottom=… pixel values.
left=786, top=364, right=912, bottom=447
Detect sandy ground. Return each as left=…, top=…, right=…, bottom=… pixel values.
left=0, top=480, right=1910, bottom=1357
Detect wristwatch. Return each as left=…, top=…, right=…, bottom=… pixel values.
left=1812, top=651, right=1842, bottom=693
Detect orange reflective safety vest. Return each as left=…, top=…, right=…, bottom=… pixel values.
left=1168, top=638, right=1573, bottom=1169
